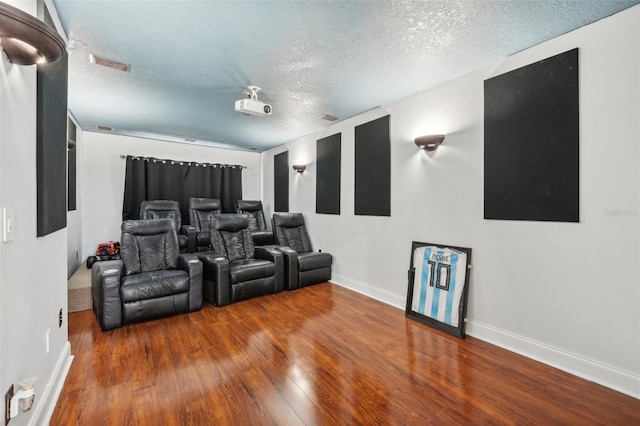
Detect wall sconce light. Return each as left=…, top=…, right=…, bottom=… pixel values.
left=414, top=134, right=445, bottom=151
left=292, top=164, right=306, bottom=173
left=0, top=1, right=66, bottom=65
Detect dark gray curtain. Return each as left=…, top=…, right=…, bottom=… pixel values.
left=122, top=156, right=243, bottom=222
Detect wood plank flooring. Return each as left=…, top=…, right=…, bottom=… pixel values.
left=51, top=283, right=640, bottom=425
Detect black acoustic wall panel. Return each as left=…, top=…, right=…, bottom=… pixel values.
left=67, top=117, right=77, bottom=211
left=355, top=115, right=390, bottom=216
left=316, top=133, right=341, bottom=215
left=484, top=48, right=579, bottom=222
left=274, top=151, right=289, bottom=212
left=37, top=3, right=68, bottom=236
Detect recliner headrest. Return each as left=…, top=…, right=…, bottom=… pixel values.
left=122, top=218, right=175, bottom=235
left=140, top=200, right=182, bottom=228
left=212, top=214, right=249, bottom=232
left=272, top=212, right=305, bottom=228
left=236, top=200, right=263, bottom=212
left=140, top=199, right=180, bottom=213
left=190, top=197, right=221, bottom=211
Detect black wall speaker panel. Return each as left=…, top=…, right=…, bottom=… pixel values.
left=316, top=133, right=341, bottom=215
left=274, top=151, right=289, bottom=212
left=37, top=3, right=68, bottom=236
left=67, top=117, right=76, bottom=211
left=484, top=48, right=579, bottom=222
left=355, top=115, right=391, bottom=216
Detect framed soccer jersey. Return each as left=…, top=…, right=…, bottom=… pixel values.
left=406, top=241, right=472, bottom=338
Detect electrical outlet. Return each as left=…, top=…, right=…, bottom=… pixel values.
left=58, top=308, right=63, bottom=328
left=5, top=384, right=13, bottom=425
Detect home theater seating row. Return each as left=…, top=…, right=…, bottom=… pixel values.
left=91, top=198, right=332, bottom=330
left=139, top=198, right=274, bottom=253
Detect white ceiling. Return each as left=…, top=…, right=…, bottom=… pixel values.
left=52, top=0, right=639, bottom=152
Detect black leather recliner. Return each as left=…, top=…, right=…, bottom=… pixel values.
left=139, top=200, right=190, bottom=252
left=91, top=219, right=203, bottom=331
left=272, top=213, right=332, bottom=290
left=235, top=200, right=275, bottom=245
left=196, top=214, right=283, bottom=306
left=188, top=197, right=221, bottom=252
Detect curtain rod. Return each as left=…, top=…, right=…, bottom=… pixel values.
left=120, top=154, right=247, bottom=169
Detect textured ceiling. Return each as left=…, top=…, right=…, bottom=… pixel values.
left=53, top=0, right=639, bottom=152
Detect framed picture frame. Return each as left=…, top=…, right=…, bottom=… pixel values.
left=406, top=241, right=472, bottom=338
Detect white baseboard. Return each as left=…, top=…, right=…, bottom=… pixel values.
left=331, top=275, right=640, bottom=400
left=466, top=320, right=640, bottom=399
left=331, top=273, right=406, bottom=310
left=32, top=341, right=74, bottom=426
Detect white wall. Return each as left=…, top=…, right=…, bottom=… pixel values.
left=0, top=1, right=72, bottom=424
left=79, top=132, right=262, bottom=261
left=261, top=7, right=640, bottom=398
left=66, top=118, right=82, bottom=277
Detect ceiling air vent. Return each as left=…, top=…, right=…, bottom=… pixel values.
left=89, top=54, right=130, bottom=72
left=320, top=114, right=338, bottom=122
left=97, top=125, right=112, bottom=131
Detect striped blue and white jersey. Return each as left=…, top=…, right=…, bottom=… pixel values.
left=411, top=246, right=468, bottom=327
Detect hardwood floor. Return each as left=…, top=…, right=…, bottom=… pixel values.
left=51, top=283, right=639, bottom=425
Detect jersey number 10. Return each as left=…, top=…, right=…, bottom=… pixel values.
left=426, top=261, right=451, bottom=291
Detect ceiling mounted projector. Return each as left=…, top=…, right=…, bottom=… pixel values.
left=235, top=85, right=272, bottom=116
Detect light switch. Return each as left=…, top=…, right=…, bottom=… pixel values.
left=3, top=207, right=15, bottom=242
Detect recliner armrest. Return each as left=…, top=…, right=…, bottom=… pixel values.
left=182, top=225, right=198, bottom=253
left=196, top=252, right=231, bottom=306
left=252, top=230, right=275, bottom=246
left=255, top=246, right=284, bottom=293
left=275, top=246, right=299, bottom=291
left=91, top=260, right=124, bottom=331
left=211, top=256, right=231, bottom=306
left=178, top=253, right=203, bottom=311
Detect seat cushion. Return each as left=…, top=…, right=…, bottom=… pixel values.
left=297, top=252, right=332, bottom=272
left=221, top=230, right=252, bottom=261
left=282, top=226, right=306, bottom=252
left=246, top=212, right=259, bottom=231
left=120, top=270, right=189, bottom=303
left=229, top=259, right=275, bottom=283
